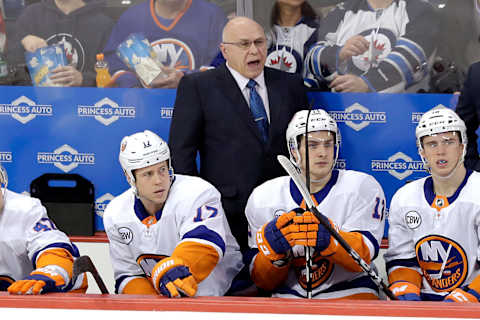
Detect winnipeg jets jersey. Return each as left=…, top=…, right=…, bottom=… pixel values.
left=266, top=18, right=319, bottom=74
left=384, top=170, right=480, bottom=301
left=245, top=170, right=385, bottom=298
left=0, top=189, right=85, bottom=291
left=305, top=0, right=438, bottom=93
left=103, top=174, right=243, bottom=295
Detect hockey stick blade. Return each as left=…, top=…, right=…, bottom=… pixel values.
left=73, top=255, right=109, bottom=294
left=277, top=155, right=397, bottom=300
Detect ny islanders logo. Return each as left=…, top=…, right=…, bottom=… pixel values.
left=416, top=235, right=467, bottom=292
left=292, top=248, right=333, bottom=289
left=151, top=38, right=195, bottom=71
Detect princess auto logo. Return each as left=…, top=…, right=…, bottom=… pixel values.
left=160, top=107, right=173, bottom=119
left=37, top=144, right=95, bottom=172
left=371, top=152, right=425, bottom=180
left=0, top=151, right=12, bottom=163
left=77, top=97, right=136, bottom=126
left=95, top=193, right=114, bottom=217
left=329, top=103, right=386, bottom=131
left=0, top=96, right=53, bottom=124
left=411, top=105, right=447, bottom=124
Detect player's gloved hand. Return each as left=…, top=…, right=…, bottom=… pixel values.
left=8, top=266, right=68, bottom=295
left=151, top=257, right=197, bottom=298
left=292, top=211, right=332, bottom=251
left=389, top=281, right=421, bottom=301
left=256, top=208, right=303, bottom=261
left=444, top=287, right=480, bottom=303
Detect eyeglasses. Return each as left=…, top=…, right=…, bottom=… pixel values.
left=222, top=39, right=267, bottom=50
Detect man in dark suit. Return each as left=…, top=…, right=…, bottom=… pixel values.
left=169, top=16, right=308, bottom=251
left=456, top=61, right=480, bottom=172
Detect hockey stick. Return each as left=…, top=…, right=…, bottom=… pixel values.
left=304, top=108, right=313, bottom=299
left=73, top=255, right=109, bottom=294
left=277, top=155, right=397, bottom=300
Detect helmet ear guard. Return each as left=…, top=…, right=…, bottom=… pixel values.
left=286, top=109, right=341, bottom=172
left=118, top=130, right=173, bottom=194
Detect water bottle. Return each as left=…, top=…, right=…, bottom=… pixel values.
left=95, top=53, right=112, bottom=88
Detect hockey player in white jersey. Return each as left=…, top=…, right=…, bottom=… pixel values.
left=103, top=130, right=243, bottom=296
left=0, top=164, right=87, bottom=294
left=245, top=109, right=386, bottom=299
left=385, top=106, right=480, bottom=302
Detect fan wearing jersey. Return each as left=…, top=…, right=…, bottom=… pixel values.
left=385, top=106, right=480, bottom=302
left=0, top=164, right=87, bottom=294
left=245, top=109, right=386, bottom=299
left=103, top=130, right=243, bottom=296
left=6, top=0, right=114, bottom=86
left=265, top=0, right=319, bottom=77
left=304, top=0, right=438, bottom=93
left=103, top=0, right=227, bottom=88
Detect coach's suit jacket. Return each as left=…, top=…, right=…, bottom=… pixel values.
left=169, top=64, right=308, bottom=250
left=456, top=61, right=480, bottom=172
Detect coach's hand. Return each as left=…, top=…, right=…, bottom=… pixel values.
left=151, top=257, right=197, bottom=298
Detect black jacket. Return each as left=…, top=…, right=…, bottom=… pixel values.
left=169, top=64, right=307, bottom=248
left=6, top=0, right=114, bottom=86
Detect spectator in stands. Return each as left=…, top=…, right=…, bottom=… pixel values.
left=168, top=16, right=307, bottom=252
left=265, top=0, right=320, bottom=76
left=6, top=0, right=114, bottom=87
left=0, top=164, right=87, bottom=294
left=245, top=109, right=386, bottom=299
left=103, top=0, right=227, bottom=88
left=304, top=0, right=439, bottom=93
left=433, top=0, right=480, bottom=93
left=385, top=106, right=480, bottom=302
left=455, top=61, right=480, bottom=172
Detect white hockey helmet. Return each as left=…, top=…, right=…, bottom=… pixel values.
left=286, top=109, right=341, bottom=170
left=415, top=106, right=467, bottom=166
left=119, top=130, right=173, bottom=193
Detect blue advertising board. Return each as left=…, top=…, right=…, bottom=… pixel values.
left=0, top=87, right=458, bottom=235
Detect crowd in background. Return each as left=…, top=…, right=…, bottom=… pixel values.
left=0, top=0, right=474, bottom=93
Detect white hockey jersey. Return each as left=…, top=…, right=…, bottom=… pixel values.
left=384, top=170, right=480, bottom=301
left=0, top=189, right=85, bottom=291
left=103, top=174, right=243, bottom=295
left=245, top=169, right=386, bottom=298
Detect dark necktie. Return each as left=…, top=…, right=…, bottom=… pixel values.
left=246, top=79, right=269, bottom=143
